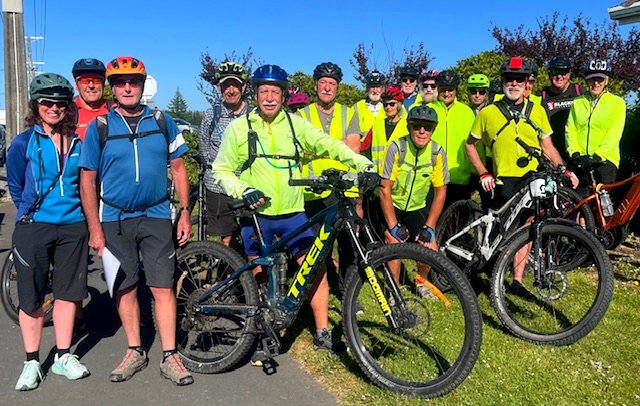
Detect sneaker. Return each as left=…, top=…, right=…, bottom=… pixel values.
left=160, top=353, right=194, bottom=386
left=52, top=353, right=90, bottom=380
left=509, top=280, right=537, bottom=300
left=416, top=285, right=438, bottom=300
left=15, top=360, right=43, bottom=391
left=110, top=349, right=148, bottom=382
left=313, top=329, right=347, bottom=354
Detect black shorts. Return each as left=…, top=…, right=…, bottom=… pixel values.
left=489, top=177, right=522, bottom=211
left=394, top=206, right=429, bottom=239
left=13, top=221, right=89, bottom=315
left=575, top=160, right=617, bottom=198
left=103, top=217, right=175, bottom=291
left=205, top=190, right=239, bottom=237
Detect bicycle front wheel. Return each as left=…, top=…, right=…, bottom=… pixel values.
left=175, top=241, right=259, bottom=373
left=343, top=243, right=482, bottom=398
left=1, top=252, right=54, bottom=325
left=490, top=223, right=614, bottom=345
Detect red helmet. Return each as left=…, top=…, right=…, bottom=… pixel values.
left=381, top=86, right=404, bottom=101
left=287, top=92, right=310, bottom=107
left=106, top=56, right=147, bottom=84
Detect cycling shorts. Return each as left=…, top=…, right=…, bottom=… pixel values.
left=205, top=190, right=240, bottom=237
left=394, top=206, right=429, bottom=239
left=240, top=212, right=315, bottom=257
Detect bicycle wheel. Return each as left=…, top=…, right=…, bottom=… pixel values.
left=490, top=223, right=614, bottom=345
left=175, top=241, right=259, bottom=373
left=554, top=187, right=596, bottom=231
left=1, top=251, right=55, bottom=325
left=431, top=199, right=483, bottom=292
left=343, top=243, right=482, bottom=398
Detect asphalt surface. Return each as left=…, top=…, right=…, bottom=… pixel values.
left=0, top=166, right=337, bottom=406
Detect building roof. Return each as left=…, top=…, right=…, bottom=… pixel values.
left=609, top=1, right=640, bottom=25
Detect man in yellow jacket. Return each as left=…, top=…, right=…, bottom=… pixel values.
left=213, top=64, right=373, bottom=354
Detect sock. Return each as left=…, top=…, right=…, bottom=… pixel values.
left=128, top=346, right=144, bottom=356
left=57, top=348, right=70, bottom=358
left=26, top=351, right=39, bottom=362
left=162, top=349, right=177, bottom=362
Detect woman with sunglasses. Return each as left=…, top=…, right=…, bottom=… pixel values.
left=7, top=73, right=90, bottom=391
left=565, top=59, right=626, bottom=197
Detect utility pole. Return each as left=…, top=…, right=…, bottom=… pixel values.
left=3, top=0, right=28, bottom=143
left=25, top=35, right=44, bottom=84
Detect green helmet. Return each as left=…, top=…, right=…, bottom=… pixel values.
left=215, top=61, right=249, bottom=83
left=407, top=105, right=438, bottom=123
left=467, top=73, right=490, bottom=88
left=29, top=73, right=74, bottom=102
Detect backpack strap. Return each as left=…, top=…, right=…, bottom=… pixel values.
left=575, top=83, right=581, bottom=96
left=208, top=102, right=222, bottom=138
left=98, top=110, right=169, bottom=151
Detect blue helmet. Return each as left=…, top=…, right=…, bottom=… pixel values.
left=72, top=58, right=106, bottom=78
left=251, top=64, right=289, bottom=91
left=583, top=59, right=611, bottom=79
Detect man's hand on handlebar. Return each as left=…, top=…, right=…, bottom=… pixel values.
left=359, top=166, right=382, bottom=191
left=479, top=172, right=496, bottom=192
left=242, top=188, right=266, bottom=210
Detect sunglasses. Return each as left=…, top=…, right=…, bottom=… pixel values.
left=401, top=77, right=417, bottom=83
left=468, top=89, right=487, bottom=95
left=549, top=69, right=570, bottom=76
left=77, top=76, right=104, bottom=86
left=38, top=98, right=69, bottom=108
left=439, top=87, right=456, bottom=94
left=383, top=101, right=398, bottom=107
left=504, top=75, right=527, bottom=84
left=410, top=123, right=436, bottom=132
left=111, top=78, right=143, bottom=88
left=422, top=83, right=437, bottom=89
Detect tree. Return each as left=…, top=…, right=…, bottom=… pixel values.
left=197, top=48, right=261, bottom=105
left=349, top=42, right=433, bottom=88
left=491, top=12, right=640, bottom=94
left=167, top=88, right=189, bottom=120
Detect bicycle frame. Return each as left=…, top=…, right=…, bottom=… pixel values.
left=191, top=187, right=403, bottom=331
left=442, top=176, right=551, bottom=265
left=568, top=172, right=640, bottom=230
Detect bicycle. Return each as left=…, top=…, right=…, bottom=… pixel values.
left=174, top=169, right=483, bottom=398
left=561, top=158, right=640, bottom=250
left=436, top=137, right=613, bottom=345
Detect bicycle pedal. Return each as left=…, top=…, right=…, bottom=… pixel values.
left=261, top=336, right=280, bottom=358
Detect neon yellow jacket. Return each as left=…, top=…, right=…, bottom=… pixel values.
left=565, top=91, right=626, bottom=167
left=212, top=109, right=372, bottom=216
left=429, top=99, right=477, bottom=185
left=352, top=99, right=384, bottom=136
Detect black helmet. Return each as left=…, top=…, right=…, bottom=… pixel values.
left=251, top=64, right=289, bottom=91
left=548, top=55, right=572, bottom=70
left=29, top=73, right=74, bottom=102
left=500, top=56, right=532, bottom=77
left=365, top=70, right=386, bottom=86
left=72, top=58, right=106, bottom=79
left=215, top=61, right=248, bottom=83
left=489, top=79, right=503, bottom=94
left=407, top=105, right=438, bottom=123
left=583, top=59, right=612, bottom=79
left=526, top=60, right=539, bottom=76
left=313, top=62, right=343, bottom=82
left=399, top=65, right=419, bottom=78
left=436, top=70, right=460, bottom=86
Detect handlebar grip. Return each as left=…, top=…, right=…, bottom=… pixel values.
left=228, top=196, right=271, bottom=210
left=288, top=178, right=315, bottom=187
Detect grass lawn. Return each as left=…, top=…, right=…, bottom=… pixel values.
left=285, top=243, right=640, bottom=405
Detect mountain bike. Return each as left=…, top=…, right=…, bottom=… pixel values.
left=561, top=158, right=640, bottom=250
left=174, top=169, right=483, bottom=398
left=436, top=138, right=613, bottom=345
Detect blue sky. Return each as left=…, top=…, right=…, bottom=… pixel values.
left=0, top=0, right=633, bottom=112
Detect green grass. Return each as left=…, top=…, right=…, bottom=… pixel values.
left=286, top=252, right=640, bottom=405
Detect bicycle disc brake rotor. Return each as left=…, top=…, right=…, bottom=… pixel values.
left=536, top=270, right=569, bottom=301
left=395, top=297, right=431, bottom=337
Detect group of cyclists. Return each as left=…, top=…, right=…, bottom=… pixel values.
left=4, top=50, right=626, bottom=393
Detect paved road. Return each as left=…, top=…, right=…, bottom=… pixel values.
left=0, top=168, right=336, bottom=406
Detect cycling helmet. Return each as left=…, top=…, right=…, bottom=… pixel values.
left=583, top=59, right=611, bottom=79
left=72, top=58, right=106, bottom=78
left=526, top=60, right=539, bottom=76
left=489, top=79, right=503, bottom=94
left=106, top=56, right=147, bottom=84
left=467, top=73, right=490, bottom=88
left=407, top=105, right=438, bottom=123
left=215, top=61, right=248, bottom=83
left=399, top=65, right=419, bottom=78
left=500, top=56, right=532, bottom=77
left=436, top=70, right=460, bottom=86
left=381, top=86, right=404, bottom=101
left=548, top=55, right=572, bottom=70
left=365, top=70, right=386, bottom=86
left=313, top=62, right=343, bottom=82
left=420, top=70, right=439, bottom=83
left=251, top=64, right=289, bottom=91
left=287, top=92, right=310, bottom=107
left=29, top=73, right=74, bottom=101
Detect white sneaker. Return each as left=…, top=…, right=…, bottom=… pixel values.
left=15, top=360, right=43, bottom=391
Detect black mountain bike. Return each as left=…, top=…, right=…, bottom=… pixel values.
left=174, top=169, right=483, bottom=398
